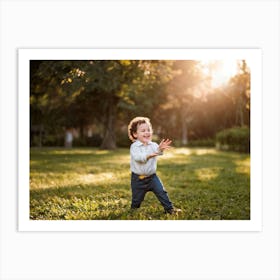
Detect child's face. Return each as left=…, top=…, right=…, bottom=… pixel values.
left=133, top=122, right=152, bottom=144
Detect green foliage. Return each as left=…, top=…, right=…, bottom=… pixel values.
left=43, top=134, right=65, bottom=147
left=86, top=134, right=103, bottom=147
left=30, top=148, right=250, bottom=220
left=216, top=126, right=250, bottom=153
left=73, top=134, right=102, bottom=147
left=30, top=60, right=251, bottom=149
left=30, top=60, right=175, bottom=149
left=115, top=133, right=131, bottom=148
left=187, top=138, right=215, bottom=147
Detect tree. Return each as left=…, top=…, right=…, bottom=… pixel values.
left=227, top=60, right=250, bottom=127
left=30, top=61, right=71, bottom=146
left=63, top=60, right=174, bottom=149
left=30, top=60, right=174, bottom=149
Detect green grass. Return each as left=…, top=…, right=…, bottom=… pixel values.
left=30, top=147, right=250, bottom=220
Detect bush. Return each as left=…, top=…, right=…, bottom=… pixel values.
left=216, top=126, right=250, bottom=153
left=86, top=134, right=103, bottom=147
left=72, top=137, right=87, bottom=147
left=43, top=134, right=64, bottom=147
left=73, top=134, right=103, bottom=147
left=187, top=138, right=215, bottom=147
left=116, top=133, right=131, bottom=148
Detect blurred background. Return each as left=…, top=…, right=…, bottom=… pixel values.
left=30, top=59, right=250, bottom=152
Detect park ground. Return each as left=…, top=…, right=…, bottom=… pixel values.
left=30, top=147, right=250, bottom=220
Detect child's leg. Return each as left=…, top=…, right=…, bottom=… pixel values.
left=131, top=173, right=147, bottom=209
left=150, top=174, right=173, bottom=211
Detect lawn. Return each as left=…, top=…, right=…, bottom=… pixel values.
left=30, top=147, right=250, bottom=220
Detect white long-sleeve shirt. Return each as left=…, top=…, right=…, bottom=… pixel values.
left=130, top=140, right=163, bottom=176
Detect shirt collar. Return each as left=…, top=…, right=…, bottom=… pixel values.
left=135, top=140, right=152, bottom=146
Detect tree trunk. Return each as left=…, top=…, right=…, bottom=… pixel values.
left=181, top=111, right=188, bottom=145
left=235, top=84, right=246, bottom=127
left=236, top=96, right=245, bottom=126
left=182, top=120, right=188, bottom=145
left=100, top=97, right=117, bottom=150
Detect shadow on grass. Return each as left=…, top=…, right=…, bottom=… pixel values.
left=31, top=148, right=130, bottom=173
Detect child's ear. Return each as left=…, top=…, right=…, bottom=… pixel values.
left=133, top=132, right=137, bottom=139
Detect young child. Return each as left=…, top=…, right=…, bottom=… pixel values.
left=127, top=116, right=181, bottom=214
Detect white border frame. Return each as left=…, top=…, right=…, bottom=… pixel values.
left=18, top=48, right=262, bottom=232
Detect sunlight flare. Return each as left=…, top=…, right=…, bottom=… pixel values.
left=201, top=60, right=239, bottom=88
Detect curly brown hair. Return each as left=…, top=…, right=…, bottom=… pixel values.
left=127, top=117, right=153, bottom=142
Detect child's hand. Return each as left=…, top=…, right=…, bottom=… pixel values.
left=159, top=139, right=172, bottom=151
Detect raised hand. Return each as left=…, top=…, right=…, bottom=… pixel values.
left=159, top=139, right=172, bottom=151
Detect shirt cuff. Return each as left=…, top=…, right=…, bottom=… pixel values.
left=157, top=147, right=163, bottom=155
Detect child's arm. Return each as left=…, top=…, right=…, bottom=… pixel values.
left=147, top=152, right=159, bottom=160
left=130, top=146, right=159, bottom=163
left=130, top=140, right=172, bottom=163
